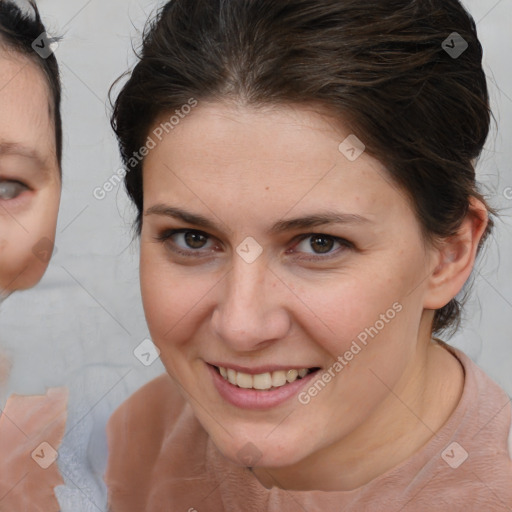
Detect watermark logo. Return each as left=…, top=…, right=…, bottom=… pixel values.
left=236, top=442, right=263, bottom=466
left=32, top=32, right=59, bottom=59
left=442, top=32, right=468, bottom=59
left=134, top=338, right=161, bottom=366
left=339, top=134, right=366, bottom=162
left=32, top=237, right=57, bottom=263
left=236, top=237, right=263, bottom=264
left=31, top=441, right=58, bottom=469
left=441, top=441, right=468, bottom=469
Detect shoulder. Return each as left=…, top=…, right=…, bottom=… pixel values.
left=450, top=346, right=511, bottom=434
left=454, top=347, right=511, bottom=415
left=106, top=372, right=186, bottom=449
left=109, top=373, right=185, bottom=427
left=105, top=375, right=222, bottom=510
left=104, top=374, right=189, bottom=499
left=0, top=388, right=68, bottom=511
left=448, top=347, right=512, bottom=496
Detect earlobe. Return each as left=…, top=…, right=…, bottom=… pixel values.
left=424, top=197, right=489, bottom=310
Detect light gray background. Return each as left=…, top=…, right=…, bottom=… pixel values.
left=0, top=0, right=511, bottom=510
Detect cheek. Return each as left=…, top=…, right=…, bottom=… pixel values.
left=301, top=262, right=421, bottom=366
left=0, top=190, right=60, bottom=291
left=293, top=272, right=400, bottom=344
left=0, top=231, right=49, bottom=291
left=140, top=244, right=204, bottom=345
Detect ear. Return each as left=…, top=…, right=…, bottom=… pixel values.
left=423, top=197, right=489, bottom=310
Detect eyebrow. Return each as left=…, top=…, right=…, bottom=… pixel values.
left=0, top=141, right=49, bottom=171
left=144, top=204, right=371, bottom=235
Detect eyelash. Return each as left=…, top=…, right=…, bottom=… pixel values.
left=154, top=229, right=354, bottom=262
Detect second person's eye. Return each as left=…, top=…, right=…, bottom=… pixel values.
left=0, top=180, right=28, bottom=201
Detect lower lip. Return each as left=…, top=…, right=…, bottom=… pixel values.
left=207, top=363, right=320, bottom=410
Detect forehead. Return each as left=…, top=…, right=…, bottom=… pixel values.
left=143, top=102, right=395, bottom=210
left=0, top=51, right=56, bottom=166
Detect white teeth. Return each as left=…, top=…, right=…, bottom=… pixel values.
left=217, top=366, right=312, bottom=390
left=227, top=368, right=237, bottom=386
left=253, top=373, right=272, bottom=390
left=236, top=372, right=253, bottom=389
left=286, top=369, right=298, bottom=383
left=271, top=370, right=287, bottom=387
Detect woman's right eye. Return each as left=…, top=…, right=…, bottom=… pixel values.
left=155, top=229, right=218, bottom=258
left=0, top=180, right=28, bottom=200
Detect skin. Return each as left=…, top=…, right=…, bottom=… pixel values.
left=0, top=51, right=61, bottom=297
left=0, top=48, right=65, bottom=511
left=140, top=101, right=488, bottom=491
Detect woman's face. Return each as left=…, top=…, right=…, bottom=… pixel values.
left=140, top=102, right=439, bottom=471
left=0, top=53, right=61, bottom=295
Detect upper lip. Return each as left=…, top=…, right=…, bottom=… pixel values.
left=208, top=362, right=320, bottom=375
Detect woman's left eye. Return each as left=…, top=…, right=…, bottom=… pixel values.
left=290, top=233, right=353, bottom=260
left=156, top=229, right=352, bottom=260
left=0, top=181, right=28, bottom=200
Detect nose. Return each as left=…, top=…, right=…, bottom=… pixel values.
left=211, top=254, right=291, bottom=353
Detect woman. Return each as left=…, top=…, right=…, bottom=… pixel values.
left=0, top=1, right=66, bottom=510
left=105, top=0, right=512, bottom=510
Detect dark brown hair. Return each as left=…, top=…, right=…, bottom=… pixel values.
left=0, top=0, right=62, bottom=171
left=111, top=0, right=495, bottom=335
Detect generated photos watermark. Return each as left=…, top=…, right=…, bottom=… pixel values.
left=298, top=301, right=403, bottom=405
left=31, top=441, right=58, bottom=469
left=32, top=32, right=59, bottom=59
left=93, top=98, right=198, bottom=200
left=133, top=337, right=161, bottom=367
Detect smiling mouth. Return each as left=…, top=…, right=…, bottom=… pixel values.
left=213, top=365, right=321, bottom=391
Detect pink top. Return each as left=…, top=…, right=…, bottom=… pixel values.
left=105, top=346, right=512, bottom=511
left=0, top=387, right=68, bottom=511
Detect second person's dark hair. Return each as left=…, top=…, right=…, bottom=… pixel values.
left=0, top=0, right=62, bottom=170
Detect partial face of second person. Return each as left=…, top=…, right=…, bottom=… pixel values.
left=0, top=49, right=60, bottom=294
left=139, top=101, right=463, bottom=488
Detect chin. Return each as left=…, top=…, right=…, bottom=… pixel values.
left=212, top=430, right=309, bottom=470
